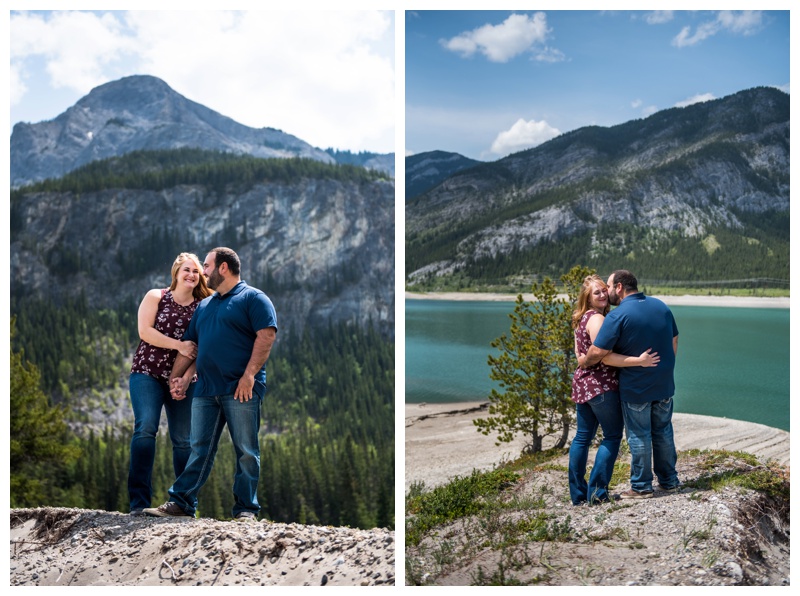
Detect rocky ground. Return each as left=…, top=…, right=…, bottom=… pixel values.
left=10, top=508, right=395, bottom=587
left=405, top=403, right=790, bottom=586
left=406, top=451, right=790, bottom=586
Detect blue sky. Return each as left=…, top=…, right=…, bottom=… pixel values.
left=406, top=10, right=790, bottom=161
left=8, top=9, right=395, bottom=154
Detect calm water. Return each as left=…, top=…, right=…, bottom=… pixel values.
left=405, top=300, right=789, bottom=431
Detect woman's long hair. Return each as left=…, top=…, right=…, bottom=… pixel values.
left=571, top=274, right=610, bottom=330
left=169, top=252, right=213, bottom=301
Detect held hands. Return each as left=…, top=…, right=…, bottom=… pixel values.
left=638, top=348, right=660, bottom=367
left=170, top=376, right=189, bottom=400
left=177, top=341, right=198, bottom=359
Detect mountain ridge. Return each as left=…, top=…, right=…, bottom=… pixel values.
left=11, top=74, right=393, bottom=187
left=405, top=86, right=789, bottom=287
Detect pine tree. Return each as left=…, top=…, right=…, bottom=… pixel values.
left=474, top=266, right=591, bottom=453
left=10, top=319, right=79, bottom=506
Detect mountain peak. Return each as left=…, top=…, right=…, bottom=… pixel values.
left=10, top=74, right=334, bottom=188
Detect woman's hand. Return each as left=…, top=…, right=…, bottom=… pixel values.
left=170, top=376, right=190, bottom=400
left=637, top=348, right=660, bottom=367
left=177, top=340, right=198, bottom=359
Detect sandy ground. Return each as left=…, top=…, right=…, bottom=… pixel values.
left=405, top=401, right=790, bottom=492
left=406, top=291, right=790, bottom=309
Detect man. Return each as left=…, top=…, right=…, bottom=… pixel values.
left=144, top=247, right=278, bottom=519
left=582, top=270, right=680, bottom=499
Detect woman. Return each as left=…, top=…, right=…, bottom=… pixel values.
left=127, top=253, right=212, bottom=515
left=569, top=274, right=658, bottom=505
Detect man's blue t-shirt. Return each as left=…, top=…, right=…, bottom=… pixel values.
left=182, top=281, right=278, bottom=400
left=593, top=293, right=678, bottom=404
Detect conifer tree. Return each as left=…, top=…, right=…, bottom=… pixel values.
left=474, top=266, right=591, bottom=453
left=10, top=319, right=79, bottom=506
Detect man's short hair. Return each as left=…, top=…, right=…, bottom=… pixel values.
left=212, top=247, right=241, bottom=276
left=612, top=269, right=638, bottom=292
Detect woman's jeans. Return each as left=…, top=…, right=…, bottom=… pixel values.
left=128, top=372, right=193, bottom=511
left=568, top=390, right=623, bottom=505
left=621, top=397, right=679, bottom=492
left=168, top=394, right=262, bottom=518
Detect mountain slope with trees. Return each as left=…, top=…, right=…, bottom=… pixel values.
left=406, top=87, right=789, bottom=290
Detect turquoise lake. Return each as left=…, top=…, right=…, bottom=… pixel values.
left=405, top=300, right=790, bottom=432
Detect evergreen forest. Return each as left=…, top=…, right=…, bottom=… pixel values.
left=10, top=309, right=394, bottom=529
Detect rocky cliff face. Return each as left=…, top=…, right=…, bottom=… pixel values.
left=11, top=75, right=393, bottom=188
left=11, top=177, right=394, bottom=336
left=406, top=87, right=789, bottom=279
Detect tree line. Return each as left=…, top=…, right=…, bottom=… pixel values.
left=11, top=148, right=390, bottom=204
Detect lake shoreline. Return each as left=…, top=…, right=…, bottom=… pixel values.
left=405, top=291, right=790, bottom=309
left=405, top=401, right=790, bottom=492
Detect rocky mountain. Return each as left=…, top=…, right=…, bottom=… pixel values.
left=11, top=170, right=395, bottom=336
left=406, top=87, right=789, bottom=286
left=405, top=150, right=481, bottom=201
left=324, top=148, right=395, bottom=178
left=10, top=75, right=393, bottom=187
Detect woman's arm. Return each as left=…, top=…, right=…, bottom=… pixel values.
left=137, top=290, right=197, bottom=359
left=601, top=348, right=660, bottom=368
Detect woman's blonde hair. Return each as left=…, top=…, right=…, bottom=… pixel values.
left=169, top=252, right=213, bottom=301
left=571, top=274, right=610, bottom=329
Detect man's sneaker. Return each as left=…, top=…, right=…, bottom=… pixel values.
left=143, top=501, right=192, bottom=517
left=619, top=488, right=654, bottom=500
left=234, top=511, right=257, bottom=521
left=657, top=483, right=683, bottom=494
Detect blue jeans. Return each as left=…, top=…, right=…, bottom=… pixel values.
left=621, top=397, right=679, bottom=492
left=168, top=394, right=261, bottom=517
left=568, top=390, right=624, bottom=505
left=128, top=372, right=193, bottom=511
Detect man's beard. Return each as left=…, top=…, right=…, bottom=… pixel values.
left=207, top=268, right=224, bottom=290
left=608, top=291, right=620, bottom=306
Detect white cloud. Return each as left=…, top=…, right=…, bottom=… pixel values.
left=489, top=118, right=560, bottom=156
left=672, top=10, right=763, bottom=48
left=11, top=11, right=135, bottom=94
left=533, top=46, right=566, bottom=64
left=631, top=99, right=643, bottom=109
left=675, top=93, right=716, bottom=108
left=10, top=10, right=395, bottom=153
left=440, top=12, right=552, bottom=63
left=10, top=63, right=27, bottom=106
left=644, top=11, right=674, bottom=25
left=642, top=105, right=659, bottom=117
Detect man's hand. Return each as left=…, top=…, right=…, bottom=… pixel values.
left=170, top=377, right=189, bottom=400
left=234, top=373, right=256, bottom=402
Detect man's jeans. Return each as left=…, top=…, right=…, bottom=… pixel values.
left=168, top=394, right=261, bottom=518
left=621, top=397, right=679, bottom=492
left=568, top=390, right=624, bottom=504
left=128, top=372, right=193, bottom=511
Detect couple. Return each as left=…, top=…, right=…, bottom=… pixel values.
left=569, top=270, right=680, bottom=505
left=127, top=247, right=278, bottom=520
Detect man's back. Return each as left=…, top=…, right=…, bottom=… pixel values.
left=594, top=293, right=678, bottom=403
